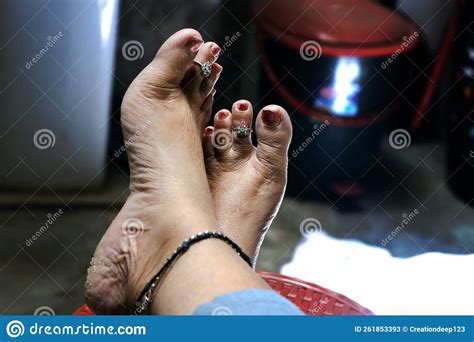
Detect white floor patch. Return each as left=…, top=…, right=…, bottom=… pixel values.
left=280, top=232, right=474, bottom=315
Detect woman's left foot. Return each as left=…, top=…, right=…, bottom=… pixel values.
left=202, top=100, right=292, bottom=265
left=84, top=30, right=222, bottom=315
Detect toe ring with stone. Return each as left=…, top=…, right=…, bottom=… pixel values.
left=194, top=60, right=212, bottom=78
left=233, top=120, right=252, bottom=137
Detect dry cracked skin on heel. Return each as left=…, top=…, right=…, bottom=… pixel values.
left=85, top=29, right=222, bottom=314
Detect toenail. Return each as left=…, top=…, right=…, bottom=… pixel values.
left=205, top=127, right=214, bottom=135
left=211, top=45, right=221, bottom=56
left=238, top=102, right=249, bottom=111
left=262, top=109, right=281, bottom=126
left=186, top=37, right=204, bottom=52
left=218, top=111, right=228, bottom=120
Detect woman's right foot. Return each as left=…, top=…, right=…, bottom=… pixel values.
left=85, top=29, right=222, bottom=314
left=202, top=101, right=293, bottom=266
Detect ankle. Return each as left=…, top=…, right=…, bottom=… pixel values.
left=148, top=238, right=263, bottom=315
left=121, top=192, right=220, bottom=310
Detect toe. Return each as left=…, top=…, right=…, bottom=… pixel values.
left=213, top=109, right=233, bottom=158
left=182, top=43, right=221, bottom=97
left=195, top=41, right=221, bottom=65
left=201, top=89, right=216, bottom=112
left=200, top=63, right=222, bottom=98
left=255, top=105, right=293, bottom=175
left=203, top=126, right=215, bottom=160
left=150, top=28, right=204, bottom=85
left=199, top=89, right=216, bottom=126
left=231, top=100, right=254, bottom=155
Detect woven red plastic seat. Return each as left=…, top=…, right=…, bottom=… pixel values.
left=259, top=272, right=372, bottom=315
left=74, top=271, right=373, bottom=316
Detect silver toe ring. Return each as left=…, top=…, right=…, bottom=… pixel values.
left=194, top=60, right=212, bottom=78
left=233, top=120, right=252, bottom=137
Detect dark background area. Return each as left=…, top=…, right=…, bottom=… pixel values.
left=0, top=0, right=473, bottom=314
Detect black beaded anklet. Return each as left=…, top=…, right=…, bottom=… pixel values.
left=133, top=231, right=252, bottom=315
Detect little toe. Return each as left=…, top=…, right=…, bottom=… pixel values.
left=201, top=88, right=216, bottom=112
left=255, top=105, right=293, bottom=176
left=199, top=88, right=216, bottom=127
left=203, top=126, right=215, bottom=160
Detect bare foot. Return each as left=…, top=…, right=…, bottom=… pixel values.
left=202, top=100, right=293, bottom=266
left=85, top=29, right=223, bottom=314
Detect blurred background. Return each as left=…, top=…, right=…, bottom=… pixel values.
left=0, top=0, right=473, bottom=315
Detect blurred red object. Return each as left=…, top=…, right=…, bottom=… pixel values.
left=74, top=271, right=373, bottom=316
left=254, top=0, right=420, bottom=201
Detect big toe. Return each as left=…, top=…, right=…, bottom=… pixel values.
left=255, top=105, right=292, bottom=173
left=148, top=28, right=204, bottom=85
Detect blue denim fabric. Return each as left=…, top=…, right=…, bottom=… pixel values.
left=193, top=289, right=303, bottom=315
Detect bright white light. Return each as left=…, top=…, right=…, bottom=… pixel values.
left=331, top=57, right=361, bottom=116
left=99, top=0, right=115, bottom=44
left=281, top=231, right=474, bottom=315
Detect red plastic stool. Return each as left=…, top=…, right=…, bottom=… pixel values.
left=75, top=271, right=373, bottom=316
